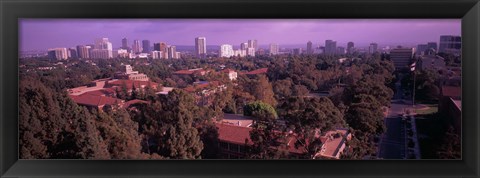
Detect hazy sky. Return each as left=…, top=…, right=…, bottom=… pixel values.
left=20, top=19, right=461, bottom=51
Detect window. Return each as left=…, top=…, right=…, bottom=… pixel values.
left=229, top=144, right=239, bottom=152
left=239, top=145, right=246, bottom=153
left=220, top=142, right=229, bottom=150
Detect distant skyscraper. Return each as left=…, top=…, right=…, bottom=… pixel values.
left=76, top=45, right=90, bottom=59
left=48, top=48, right=68, bottom=60
left=248, top=40, right=258, bottom=51
left=168, top=46, right=178, bottom=59
left=390, top=47, right=414, bottom=70
left=117, top=49, right=130, bottom=58
left=417, top=44, right=428, bottom=55
left=336, top=47, right=346, bottom=55
left=150, top=51, right=163, bottom=59
left=246, top=47, right=255, bottom=57
left=121, top=38, right=129, bottom=50
left=90, top=49, right=111, bottom=59
left=293, top=48, right=302, bottom=55
left=195, top=37, right=207, bottom=59
left=369, top=43, right=378, bottom=54
left=269, top=43, right=279, bottom=55
left=142, top=40, right=151, bottom=53
left=132, top=40, right=142, bottom=54
left=68, top=48, right=77, bottom=58
left=347, top=42, right=354, bottom=54
left=439, top=35, right=461, bottom=54
left=325, top=40, right=337, bottom=55
left=94, top=38, right=113, bottom=58
left=306, top=41, right=313, bottom=54
left=154, top=42, right=168, bottom=59
left=240, top=42, right=248, bottom=51
left=427, top=42, right=437, bottom=52
left=220, top=44, right=234, bottom=58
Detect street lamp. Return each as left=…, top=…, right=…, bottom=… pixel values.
left=410, top=62, right=416, bottom=108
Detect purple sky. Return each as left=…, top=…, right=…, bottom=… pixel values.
left=20, top=19, right=461, bottom=51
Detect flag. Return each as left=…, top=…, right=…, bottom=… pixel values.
left=410, top=62, right=416, bottom=72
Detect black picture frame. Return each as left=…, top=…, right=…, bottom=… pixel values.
left=1, top=0, right=479, bottom=177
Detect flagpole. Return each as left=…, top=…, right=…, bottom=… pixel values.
left=412, top=70, right=415, bottom=108
left=410, top=62, right=416, bottom=108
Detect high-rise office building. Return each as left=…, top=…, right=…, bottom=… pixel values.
left=117, top=49, right=130, bottom=58
left=90, top=49, right=111, bottom=59
left=246, top=47, right=256, bottom=57
left=234, top=50, right=246, bottom=57
left=76, top=45, right=91, bottom=59
left=427, top=42, right=437, bottom=52
left=369, top=43, right=378, bottom=54
left=293, top=48, right=302, bottom=55
left=68, top=48, right=77, bottom=58
left=417, top=44, right=428, bottom=55
left=390, top=47, right=414, bottom=70
left=150, top=51, right=163, bottom=59
left=121, top=38, right=129, bottom=50
left=337, top=47, right=346, bottom=55
left=142, top=40, right=151, bottom=53
left=269, top=43, right=279, bottom=55
left=132, top=40, right=142, bottom=54
left=48, top=48, right=68, bottom=60
left=240, top=42, right=248, bottom=51
left=325, top=40, right=337, bottom=55
left=307, top=41, right=313, bottom=54
left=347, top=42, right=354, bottom=54
left=94, top=38, right=113, bottom=58
left=248, top=40, right=258, bottom=51
left=439, top=35, right=461, bottom=54
left=153, top=42, right=168, bottom=59
left=219, top=44, right=234, bottom=58
left=195, top=37, right=207, bottom=58
left=168, top=46, right=178, bottom=59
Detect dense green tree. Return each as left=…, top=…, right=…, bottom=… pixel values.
left=243, top=101, right=278, bottom=124
left=345, top=94, right=386, bottom=136
left=136, top=89, right=204, bottom=159
left=437, top=126, right=461, bottom=159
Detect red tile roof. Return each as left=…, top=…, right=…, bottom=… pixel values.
left=107, top=80, right=158, bottom=90
left=441, top=86, right=461, bottom=98
left=216, top=123, right=253, bottom=145
left=82, top=88, right=116, bottom=96
left=184, top=81, right=221, bottom=93
left=70, top=94, right=124, bottom=108
left=215, top=123, right=308, bottom=154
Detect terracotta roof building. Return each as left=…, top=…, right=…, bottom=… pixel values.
left=107, top=80, right=158, bottom=91
left=69, top=93, right=124, bottom=111
left=215, top=122, right=351, bottom=159
left=173, top=68, right=208, bottom=76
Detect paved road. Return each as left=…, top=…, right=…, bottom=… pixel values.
left=378, top=115, right=406, bottom=159
left=378, top=74, right=408, bottom=159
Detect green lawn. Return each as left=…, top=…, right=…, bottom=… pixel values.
left=415, top=104, right=438, bottom=115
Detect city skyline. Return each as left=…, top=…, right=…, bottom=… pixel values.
left=20, top=19, right=460, bottom=51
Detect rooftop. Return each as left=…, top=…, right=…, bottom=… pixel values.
left=441, top=86, right=461, bottom=99
left=107, top=80, right=158, bottom=90
left=70, top=94, right=124, bottom=108
left=216, top=123, right=253, bottom=145
left=220, top=114, right=254, bottom=127
left=184, top=81, right=221, bottom=93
